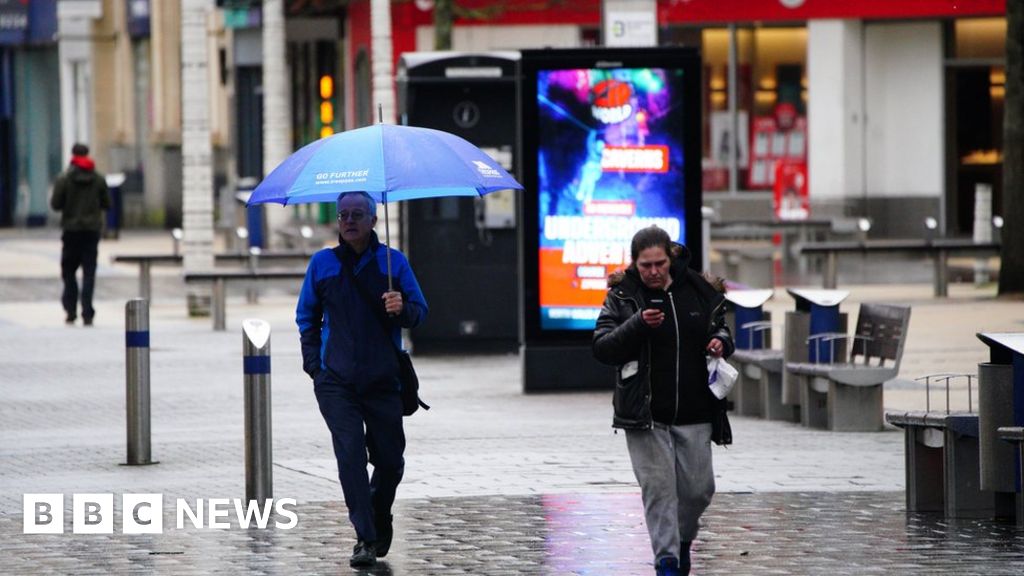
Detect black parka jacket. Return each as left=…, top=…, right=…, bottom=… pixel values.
left=50, top=165, right=110, bottom=232
left=592, top=244, right=734, bottom=438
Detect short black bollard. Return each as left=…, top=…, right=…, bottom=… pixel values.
left=243, top=319, right=273, bottom=504
left=125, top=298, right=156, bottom=465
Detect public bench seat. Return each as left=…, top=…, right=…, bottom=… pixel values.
left=113, top=251, right=312, bottom=300
left=727, top=309, right=796, bottom=422
left=184, top=268, right=306, bottom=331
left=885, top=410, right=995, bottom=518
left=799, top=238, right=1001, bottom=297
left=731, top=348, right=783, bottom=374
left=724, top=294, right=778, bottom=417
left=787, top=302, right=911, bottom=431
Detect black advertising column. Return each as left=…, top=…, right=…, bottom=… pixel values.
left=518, top=47, right=703, bottom=391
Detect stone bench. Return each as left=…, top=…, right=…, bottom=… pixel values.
left=886, top=411, right=996, bottom=518
left=114, top=251, right=311, bottom=301
left=787, top=302, right=911, bottom=431
left=184, top=269, right=306, bottom=331
left=800, top=238, right=1001, bottom=297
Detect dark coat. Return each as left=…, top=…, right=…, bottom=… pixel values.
left=592, top=244, right=734, bottom=442
left=50, top=165, right=110, bottom=232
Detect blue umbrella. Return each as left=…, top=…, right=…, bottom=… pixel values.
left=247, top=123, right=523, bottom=287
left=247, top=124, right=522, bottom=205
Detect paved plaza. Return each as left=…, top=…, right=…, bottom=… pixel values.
left=1, top=229, right=1023, bottom=574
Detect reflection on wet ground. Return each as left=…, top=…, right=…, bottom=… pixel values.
left=4, top=492, right=1023, bottom=575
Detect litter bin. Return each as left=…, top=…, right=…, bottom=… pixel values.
left=105, top=173, right=126, bottom=239
left=977, top=332, right=1024, bottom=499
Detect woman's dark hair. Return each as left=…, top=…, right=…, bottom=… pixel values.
left=629, top=226, right=673, bottom=267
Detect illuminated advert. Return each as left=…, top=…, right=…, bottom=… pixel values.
left=536, top=67, right=687, bottom=330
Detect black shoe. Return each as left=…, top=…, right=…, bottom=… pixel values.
left=374, top=514, right=394, bottom=558
left=83, top=317, right=94, bottom=327
left=65, top=315, right=76, bottom=325
left=350, top=539, right=377, bottom=567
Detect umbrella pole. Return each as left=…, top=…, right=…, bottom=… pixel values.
left=383, top=190, right=393, bottom=291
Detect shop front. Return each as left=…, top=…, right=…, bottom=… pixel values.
left=946, top=17, right=1007, bottom=235
left=0, top=0, right=59, bottom=227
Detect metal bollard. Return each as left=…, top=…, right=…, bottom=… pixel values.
left=125, top=299, right=155, bottom=465
left=243, top=319, right=273, bottom=504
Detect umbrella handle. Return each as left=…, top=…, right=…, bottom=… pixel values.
left=384, top=190, right=393, bottom=292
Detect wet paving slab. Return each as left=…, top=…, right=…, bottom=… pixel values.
left=3, top=491, right=1023, bottom=575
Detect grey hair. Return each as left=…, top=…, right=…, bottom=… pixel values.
left=337, top=191, right=377, bottom=216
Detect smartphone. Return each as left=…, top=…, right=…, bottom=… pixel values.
left=647, top=296, right=667, bottom=313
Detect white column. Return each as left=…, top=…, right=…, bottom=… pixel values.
left=262, top=0, right=292, bottom=244
left=863, top=23, right=943, bottom=201
left=807, top=19, right=864, bottom=205
left=181, top=0, right=215, bottom=306
left=57, top=0, right=103, bottom=165
left=371, top=0, right=399, bottom=248
left=371, top=0, right=395, bottom=124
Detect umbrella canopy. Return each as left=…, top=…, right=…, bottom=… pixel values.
left=247, top=124, right=523, bottom=206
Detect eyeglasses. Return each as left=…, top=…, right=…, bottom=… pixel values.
left=337, top=210, right=368, bottom=222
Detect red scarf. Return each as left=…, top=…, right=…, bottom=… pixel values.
left=70, top=155, right=95, bottom=171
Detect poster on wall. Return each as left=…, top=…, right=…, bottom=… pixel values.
left=748, top=105, right=807, bottom=190
left=520, top=48, right=702, bottom=338
left=710, top=110, right=749, bottom=169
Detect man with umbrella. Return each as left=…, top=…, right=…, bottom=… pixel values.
left=251, top=123, right=519, bottom=565
left=296, top=191, right=428, bottom=567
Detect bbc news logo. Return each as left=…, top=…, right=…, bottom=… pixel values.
left=23, top=494, right=299, bottom=534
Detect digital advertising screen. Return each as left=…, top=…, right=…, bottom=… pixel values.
left=519, top=48, right=702, bottom=341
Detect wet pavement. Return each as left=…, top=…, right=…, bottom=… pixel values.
left=4, top=492, right=1024, bottom=575
left=2, top=229, right=1024, bottom=575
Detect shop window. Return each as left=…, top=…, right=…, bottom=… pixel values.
left=954, top=18, right=1006, bottom=59
left=699, top=26, right=806, bottom=192
left=946, top=17, right=1006, bottom=235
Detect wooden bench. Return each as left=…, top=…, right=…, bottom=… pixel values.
left=800, top=238, right=1001, bottom=297
left=114, top=251, right=311, bottom=301
left=786, top=302, right=911, bottom=431
left=183, top=269, right=306, bottom=331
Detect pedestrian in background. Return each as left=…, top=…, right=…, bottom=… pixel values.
left=593, top=225, right=734, bottom=576
left=296, top=191, right=428, bottom=568
left=50, top=143, right=110, bottom=326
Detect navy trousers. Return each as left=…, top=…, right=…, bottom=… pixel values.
left=60, top=230, right=100, bottom=321
left=314, top=374, right=405, bottom=542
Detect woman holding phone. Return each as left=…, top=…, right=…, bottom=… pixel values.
left=593, top=225, right=734, bottom=576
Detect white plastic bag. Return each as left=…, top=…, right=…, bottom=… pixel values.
left=707, top=356, right=739, bottom=400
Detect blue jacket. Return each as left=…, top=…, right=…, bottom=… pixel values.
left=296, top=232, right=428, bottom=388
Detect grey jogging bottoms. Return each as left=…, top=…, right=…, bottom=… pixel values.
left=626, top=422, right=715, bottom=564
